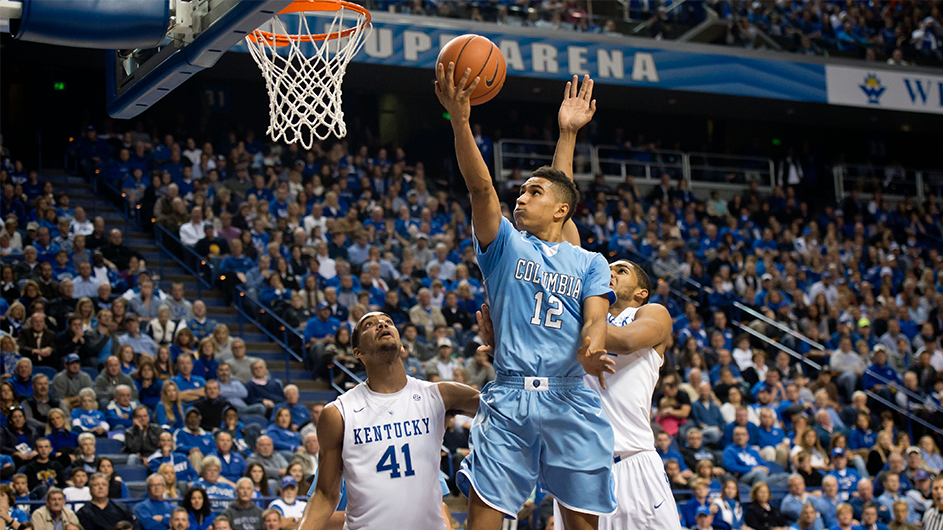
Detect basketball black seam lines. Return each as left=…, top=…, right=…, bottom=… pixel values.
left=472, top=37, right=495, bottom=85
left=454, top=35, right=476, bottom=85
left=474, top=56, right=504, bottom=101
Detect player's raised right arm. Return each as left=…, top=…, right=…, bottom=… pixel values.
left=436, top=62, right=501, bottom=248
left=299, top=404, right=345, bottom=530
left=554, top=75, right=596, bottom=247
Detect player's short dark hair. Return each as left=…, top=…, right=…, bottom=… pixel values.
left=530, top=166, right=579, bottom=223
left=351, top=312, right=392, bottom=349
left=630, top=262, right=652, bottom=304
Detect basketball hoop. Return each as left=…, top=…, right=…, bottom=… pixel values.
left=246, top=0, right=371, bottom=149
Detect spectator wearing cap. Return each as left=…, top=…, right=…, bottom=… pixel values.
left=303, top=301, right=340, bottom=350
left=827, top=448, right=861, bottom=502
left=174, top=408, right=216, bottom=457
left=426, top=338, right=460, bottom=381
left=117, top=315, right=159, bottom=357
left=863, top=345, right=901, bottom=401
left=905, top=470, right=933, bottom=518
left=52, top=353, right=93, bottom=409
left=195, top=224, right=230, bottom=260
left=268, top=476, right=306, bottom=528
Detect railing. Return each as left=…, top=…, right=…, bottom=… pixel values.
left=153, top=223, right=214, bottom=298
left=595, top=144, right=686, bottom=182
left=687, top=152, right=775, bottom=188
left=493, top=139, right=776, bottom=192
left=734, top=321, right=824, bottom=373
left=494, top=139, right=594, bottom=180
left=864, top=389, right=943, bottom=441
left=328, top=361, right=365, bottom=394
left=733, top=302, right=826, bottom=352
left=90, top=171, right=143, bottom=234
left=234, top=285, right=304, bottom=383
left=833, top=163, right=928, bottom=204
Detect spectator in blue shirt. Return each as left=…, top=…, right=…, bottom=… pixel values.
left=723, top=425, right=775, bottom=487
left=187, top=301, right=218, bottom=341
left=172, top=353, right=207, bottom=407
left=133, top=474, right=176, bottom=530
left=273, top=385, right=311, bottom=431
left=246, top=360, right=284, bottom=413
left=679, top=313, right=709, bottom=350
left=875, top=473, right=920, bottom=525
left=211, top=430, right=246, bottom=484
left=265, top=408, right=302, bottom=453
left=656, top=431, right=692, bottom=478
left=827, top=448, right=861, bottom=502
left=691, top=382, right=725, bottom=446
left=174, top=409, right=216, bottom=457
left=756, top=407, right=790, bottom=467
left=103, top=384, right=138, bottom=431
left=304, top=302, right=341, bottom=350
left=147, top=432, right=198, bottom=483
left=723, top=408, right=761, bottom=447
left=862, top=346, right=900, bottom=403
left=217, top=240, right=256, bottom=305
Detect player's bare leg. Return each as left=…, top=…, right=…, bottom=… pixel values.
left=466, top=487, right=508, bottom=530
left=559, top=505, right=598, bottom=530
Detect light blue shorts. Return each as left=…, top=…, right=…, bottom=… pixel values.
left=457, top=373, right=617, bottom=517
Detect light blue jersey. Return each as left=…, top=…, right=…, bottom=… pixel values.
left=476, top=217, right=611, bottom=377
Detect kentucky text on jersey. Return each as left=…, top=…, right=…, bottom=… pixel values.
left=514, top=259, right=582, bottom=299
left=352, top=417, right=432, bottom=445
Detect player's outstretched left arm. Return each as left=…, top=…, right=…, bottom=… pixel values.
left=435, top=63, right=501, bottom=249
left=554, top=75, right=596, bottom=247
left=298, top=405, right=345, bottom=530
left=437, top=381, right=481, bottom=416
left=578, top=295, right=615, bottom=389
left=606, top=304, right=672, bottom=356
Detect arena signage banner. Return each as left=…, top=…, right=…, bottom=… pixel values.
left=233, top=14, right=828, bottom=103
left=826, top=65, right=943, bottom=115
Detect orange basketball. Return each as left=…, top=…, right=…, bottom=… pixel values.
left=437, top=34, right=506, bottom=106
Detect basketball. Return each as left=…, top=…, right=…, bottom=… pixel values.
left=437, top=34, right=506, bottom=105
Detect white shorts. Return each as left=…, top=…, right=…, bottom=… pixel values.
left=554, top=450, right=682, bottom=530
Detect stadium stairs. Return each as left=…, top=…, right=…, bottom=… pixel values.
left=47, top=172, right=339, bottom=410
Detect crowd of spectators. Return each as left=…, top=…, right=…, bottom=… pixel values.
left=370, top=0, right=943, bottom=65
left=4, top=102, right=943, bottom=530
left=717, top=0, right=942, bottom=64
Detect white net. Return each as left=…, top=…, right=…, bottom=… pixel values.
left=245, top=4, right=370, bottom=149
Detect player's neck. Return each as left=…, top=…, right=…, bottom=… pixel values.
left=608, top=299, right=640, bottom=316
left=528, top=223, right=564, bottom=243
left=364, top=360, right=408, bottom=394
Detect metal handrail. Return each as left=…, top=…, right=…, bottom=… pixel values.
left=733, top=301, right=826, bottom=351
left=735, top=322, right=823, bottom=371
left=863, top=367, right=927, bottom=405
left=865, top=389, right=943, bottom=439
left=594, top=144, right=686, bottom=182
left=153, top=223, right=214, bottom=297
left=235, top=284, right=304, bottom=364
left=328, top=361, right=365, bottom=394
left=687, top=152, right=775, bottom=188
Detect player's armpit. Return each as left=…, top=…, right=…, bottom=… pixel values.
left=437, top=381, right=481, bottom=416
left=299, top=405, right=345, bottom=530
left=606, top=303, right=672, bottom=355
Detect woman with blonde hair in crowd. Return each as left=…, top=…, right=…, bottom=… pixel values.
left=158, top=463, right=181, bottom=499
left=116, top=344, right=137, bottom=375
left=919, top=435, right=943, bottom=474
left=211, top=324, right=233, bottom=361
left=0, top=335, right=20, bottom=377
left=0, top=301, right=27, bottom=337
left=73, top=297, right=97, bottom=331
left=156, top=380, right=185, bottom=430
left=154, top=346, right=175, bottom=380
left=867, top=430, right=897, bottom=477
left=790, top=428, right=829, bottom=472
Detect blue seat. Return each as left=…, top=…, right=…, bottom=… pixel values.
left=767, top=461, right=785, bottom=475
left=81, top=367, right=99, bottom=380
left=96, top=437, right=124, bottom=454
left=114, top=466, right=149, bottom=483
left=241, top=415, right=268, bottom=429
left=32, top=366, right=57, bottom=379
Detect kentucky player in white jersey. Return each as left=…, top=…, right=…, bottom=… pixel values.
left=300, top=312, right=479, bottom=530
left=478, top=259, right=679, bottom=530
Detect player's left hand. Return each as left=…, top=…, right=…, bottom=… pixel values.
left=577, top=336, right=615, bottom=389
left=558, top=74, right=596, bottom=133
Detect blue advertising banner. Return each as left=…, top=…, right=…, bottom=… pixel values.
left=234, top=13, right=829, bottom=104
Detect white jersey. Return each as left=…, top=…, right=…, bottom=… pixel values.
left=334, top=376, right=447, bottom=530
left=585, top=306, right=663, bottom=456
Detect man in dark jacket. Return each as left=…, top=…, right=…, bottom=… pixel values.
left=192, top=380, right=231, bottom=432
left=124, top=405, right=162, bottom=466
left=77, top=473, right=135, bottom=530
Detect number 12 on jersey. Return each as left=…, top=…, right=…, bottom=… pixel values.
left=376, top=443, right=416, bottom=478
left=530, top=292, right=563, bottom=329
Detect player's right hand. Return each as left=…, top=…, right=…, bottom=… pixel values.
left=576, top=336, right=615, bottom=389
left=476, top=303, right=495, bottom=349
left=435, top=62, right=479, bottom=126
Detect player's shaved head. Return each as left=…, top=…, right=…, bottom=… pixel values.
left=527, top=166, right=578, bottom=222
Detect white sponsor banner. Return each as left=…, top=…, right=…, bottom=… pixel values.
left=826, top=64, right=943, bottom=115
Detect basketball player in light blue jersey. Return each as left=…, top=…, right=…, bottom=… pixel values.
left=436, top=64, right=618, bottom=530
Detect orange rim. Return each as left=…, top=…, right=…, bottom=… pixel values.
left=246, top=0, right=371, bottom=46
